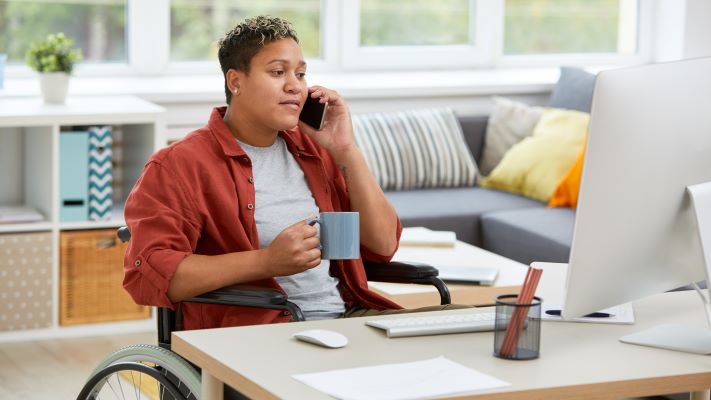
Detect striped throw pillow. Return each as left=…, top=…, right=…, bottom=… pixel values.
left=353, top=108, right=478, bottom=191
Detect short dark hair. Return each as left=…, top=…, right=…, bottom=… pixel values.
left=218, top=15, right=299, bottom=104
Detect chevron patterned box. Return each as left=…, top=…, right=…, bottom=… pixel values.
left=88, top=126, right=113, bottom=221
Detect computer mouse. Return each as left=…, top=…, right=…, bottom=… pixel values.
left=293, top=329, right=348, bottom=348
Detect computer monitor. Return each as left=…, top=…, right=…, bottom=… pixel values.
left=561, top=57, right=711, bottom=353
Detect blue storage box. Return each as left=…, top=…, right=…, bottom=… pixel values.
left=59, top=131, right=89, bottom=222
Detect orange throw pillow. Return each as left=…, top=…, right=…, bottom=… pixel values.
left=548, top=141, right=585, bottom=209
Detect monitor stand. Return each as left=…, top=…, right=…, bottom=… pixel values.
left=619, top=182, right=711, bottom=354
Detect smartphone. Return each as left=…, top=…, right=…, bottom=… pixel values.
left=299, top=95, right=328, bottom=130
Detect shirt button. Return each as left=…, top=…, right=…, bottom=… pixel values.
left=247, top=203, right=254, bottom=210
left=242, top=157, right=249, bottom=163
left=248, top=177, right=254, bottom=184
left=282, top=310, right=291, bottom=316
left=134, top=259, right=141, bottom=267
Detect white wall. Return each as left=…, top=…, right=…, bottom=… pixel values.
left=683, top=0, right=711, bottom=58
left=654, top=0, right=711, bottom=62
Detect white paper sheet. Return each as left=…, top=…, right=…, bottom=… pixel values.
left=292, top=356, right=510, bottom=400
left=542, top=303, right=635, bottom=324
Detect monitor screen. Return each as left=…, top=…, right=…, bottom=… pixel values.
left=562, top=57, right=711, bottom=319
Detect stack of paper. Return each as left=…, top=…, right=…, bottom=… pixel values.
left=0, top=206, right=44, bottom=224
left=400, top=227, right=456, bottom=247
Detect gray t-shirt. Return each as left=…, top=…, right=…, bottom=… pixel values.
left=237, top=137, right=346, bottom=320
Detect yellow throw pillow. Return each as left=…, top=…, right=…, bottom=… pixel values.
left=481, top=108, right=589, bottom=202
left=548, top=139, right=586, bottom=209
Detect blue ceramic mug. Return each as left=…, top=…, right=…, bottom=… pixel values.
left=308, top=212, right=360, bottom=260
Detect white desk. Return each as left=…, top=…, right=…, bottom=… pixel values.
left=369, top=239, right=529, bottom=308
left=173, top=263, right=711, bottom=399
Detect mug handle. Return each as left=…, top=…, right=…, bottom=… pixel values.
left=306, top=218, right=323, bottom=250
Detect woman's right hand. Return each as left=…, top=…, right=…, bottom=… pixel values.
left=264, top=219, right=322, bottom=277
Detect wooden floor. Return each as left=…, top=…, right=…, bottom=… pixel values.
left=0, top=330, right=155, bottom=399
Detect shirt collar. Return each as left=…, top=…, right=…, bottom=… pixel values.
left=209, top=106, right=246, bottom=157
left=209, top=106, right=317, bottom=158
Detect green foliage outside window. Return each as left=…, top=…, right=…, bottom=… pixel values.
left=170, top=0, right=321, bottom=61
left=504, top=0, right=622, bottom=54
left=25, top=33, right=83, bottom=73
left=360, top=0, right=470, bottom=47
left=0, top=0, right=126, bottom=64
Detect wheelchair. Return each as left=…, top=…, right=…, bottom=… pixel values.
left=77, top=227, right=451, bottom=400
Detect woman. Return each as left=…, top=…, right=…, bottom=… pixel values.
left=123, top=15, right=408, bottom=330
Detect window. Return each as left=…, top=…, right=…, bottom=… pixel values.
left=1, top=0, right=653, bottom=78
left=0, top=0, right=127, bottom=64
left=170, top=0, right=321, bottom=62
left=504, top=0, right=639, bottom=55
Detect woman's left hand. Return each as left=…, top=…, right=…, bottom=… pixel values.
left=298, top=86, right=356, bottom=161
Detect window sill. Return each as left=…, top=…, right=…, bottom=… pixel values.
left=0, top=68, right=558, bottom=104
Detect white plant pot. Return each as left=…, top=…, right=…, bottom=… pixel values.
left=39, top=72, right=70, bottom=104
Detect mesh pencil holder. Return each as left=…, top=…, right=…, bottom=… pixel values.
left=493, top=294, right=542, bottom=360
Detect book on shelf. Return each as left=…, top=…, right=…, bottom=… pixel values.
left=0, top=206, right=44, bottom=224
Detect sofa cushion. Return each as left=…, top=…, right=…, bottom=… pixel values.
left=353, top=108, right=478, bottom=191
left=549, top=67, right=596, bottom=113
left=548, top=139, right=586, bottom=209
left=479, top=97, right=544, bottom=176
left=386, top=187, right=544, bottom=245
left=481, top=108, right=589, bottom=202
left=481, top=207, right=575, bottom=265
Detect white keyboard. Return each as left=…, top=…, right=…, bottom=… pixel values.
left=366, top=312, right=496, bottom=338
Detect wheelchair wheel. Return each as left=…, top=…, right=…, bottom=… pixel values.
left=77, top=344, right=201, bottom=400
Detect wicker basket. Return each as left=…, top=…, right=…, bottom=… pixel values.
left=60, top=229, right=150, bottom=325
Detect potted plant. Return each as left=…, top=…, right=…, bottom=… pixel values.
left=25, top=33, right=82, bottom=104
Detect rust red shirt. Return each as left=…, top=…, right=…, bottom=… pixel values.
left=123, top=107, right=402, bottom=330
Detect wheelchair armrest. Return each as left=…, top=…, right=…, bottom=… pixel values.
left=157, top=285, right=304, bottom=349
left=185, top=285, right=305, bottom=321
left=364, top=260, right=452, bottom=305
left=115, top=227, right=304, bottom=321
left=364, top=260, right=438, bottom=282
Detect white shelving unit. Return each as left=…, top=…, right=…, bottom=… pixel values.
left=0, top=96, right=165, bottom=341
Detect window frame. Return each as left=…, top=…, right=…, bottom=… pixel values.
left=339, top=0, right=498, bottom=71
left=3, top=0, right=654, bottom=79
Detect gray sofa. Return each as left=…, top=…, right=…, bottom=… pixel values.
left=385, top=115, right=576, bottom=265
